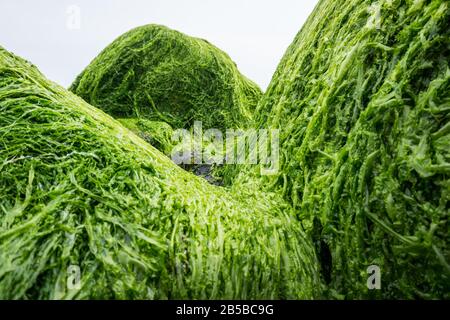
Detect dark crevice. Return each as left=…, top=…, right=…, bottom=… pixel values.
left=312, top=217, right=333, bottom=285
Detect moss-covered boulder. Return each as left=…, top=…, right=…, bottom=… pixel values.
left=243, top=0, right=449, bottom=299
left=0, top=46, right=321, bottom=299
left=70, top=24, right=261, bottom=130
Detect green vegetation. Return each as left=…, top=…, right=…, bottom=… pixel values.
left=0, top=0, right=448, bottom=300
left=238, top=0, right=449, bottom=298
left=0, top=47, right=320, bottom=299
left=70, top=24, right=261, bottom=131
left=117, top=118, right=174, bottom=155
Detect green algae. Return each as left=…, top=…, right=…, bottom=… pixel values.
left=238, top=0, right=450, bottom=299
left=0, top=46, right=321, bottom=299
left=70, top=24, right=261, bottom=131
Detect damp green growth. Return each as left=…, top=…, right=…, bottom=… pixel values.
left=0, top=47, right=321, bottom=299
left=70, top=24, right=261, bottom=130
left=117, top=118, right=174, bottom=155
left=239, top=0, right=450, bottom=298
left=1, top=0, right=448, bottom=301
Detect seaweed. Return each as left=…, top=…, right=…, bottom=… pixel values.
left=0, top=47, right=321, bottom=299
left=70, top=24, right=261, bottom=131
left=239, top=0, right=450, bottom=298
left=1, top=0, right=448, bottom=300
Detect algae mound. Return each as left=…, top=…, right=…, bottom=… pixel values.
left=0, top=46, right=321, bottom=299
left=1, top=0, right=449, bottom=301
left=70, top=24, right=261, bottom=130
left=241, top=0, right=450, bottom=298
left=117, top=118, right=174, bottom=155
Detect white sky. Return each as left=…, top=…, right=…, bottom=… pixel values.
left=0, top=0, right=318, bottom=90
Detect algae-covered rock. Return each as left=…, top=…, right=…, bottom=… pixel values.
left=245, top=0, right=450, bottom=298
left=70, top=24, right=261, bottom=130
left=0, top=46, right=321, bottom=299
left=117, top=118, right=174, bottom=155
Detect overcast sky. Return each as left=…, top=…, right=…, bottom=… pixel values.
left=0, top=0, right=318, bottom=90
